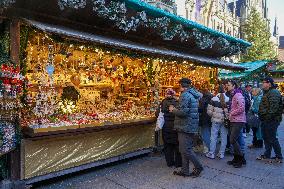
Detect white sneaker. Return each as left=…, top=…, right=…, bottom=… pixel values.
left=206, top=152, right=215, bottom=159
left=203, top=146, right=209, bottom=154
left=217, top=153, right=225, bottom=159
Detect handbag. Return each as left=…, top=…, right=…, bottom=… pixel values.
left=221, top=107, right=230, bottom=129
left=247, top=111, right=261, bottom=128
left=155, top=107, right=165, bottom=131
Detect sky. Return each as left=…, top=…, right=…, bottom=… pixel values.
left=175, top=0, right=284, bottom=36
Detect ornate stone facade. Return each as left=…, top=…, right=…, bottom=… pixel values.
left=178, top=0, right=270, bottom=38
left=180, top=0, right=241, bottom=38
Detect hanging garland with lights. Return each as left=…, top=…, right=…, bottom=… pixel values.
left=56, top=0, right=246, bottom=55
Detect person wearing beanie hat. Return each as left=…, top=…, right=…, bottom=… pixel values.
left=155, top=89, right=182, bottom=168
left=257, top=77, right=283, bottom=163
left=169, top=77, right=203, bottom=177
left=165, top=88, right=176, bottom=97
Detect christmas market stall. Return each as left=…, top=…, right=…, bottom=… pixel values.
left=0, top=0, right=250, bottom=185
left=268, top=61, right=284, bottom=95
left=219, top=60, right=270, bottom=85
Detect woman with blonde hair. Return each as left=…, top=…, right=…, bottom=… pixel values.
left=206, top=86, right=230, bottom=159
left=248, top=88, right=263, bottom=148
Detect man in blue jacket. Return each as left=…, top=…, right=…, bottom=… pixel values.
left=169, top=78, right=203, bottom=177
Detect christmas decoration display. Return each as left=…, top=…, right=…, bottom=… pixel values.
left=0, top=122, right=16, bottom=156
left=20, top=29, right=216, bottom=131
left=58, top=0, right=86, bottom=10
left=0, top=42, right=23, bottom=156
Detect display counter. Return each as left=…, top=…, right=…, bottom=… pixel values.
left=22, top=118, right=156, bottom=182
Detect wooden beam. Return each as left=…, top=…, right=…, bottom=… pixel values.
left=10, top=19, right=20, bottom=65
left=9, top=19, right=21, bottom=181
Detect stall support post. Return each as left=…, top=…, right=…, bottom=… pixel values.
left=9, top=19, right=25, bottom=188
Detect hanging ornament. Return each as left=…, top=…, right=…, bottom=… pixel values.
left=46, top=64, right=55, bottom=77
left=70, top=74, right=81, bottom=86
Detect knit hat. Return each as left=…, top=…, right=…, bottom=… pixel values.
left=179, top=78, right=191, bottom=88
left=165, top=88, right=176, bottom=96
left=263, top=77, right=275, bottom=87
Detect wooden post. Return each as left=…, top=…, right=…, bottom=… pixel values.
left=10, top=19, right=20, bottom=65
left=9, top=19, right=21, bottom=182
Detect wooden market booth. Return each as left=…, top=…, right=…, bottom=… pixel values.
left=0, top=0, right=250, bottom=186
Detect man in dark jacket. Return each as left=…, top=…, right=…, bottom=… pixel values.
left=257, top=77, right=283, bottom=163
left=169, top=78, right=203, bottom=177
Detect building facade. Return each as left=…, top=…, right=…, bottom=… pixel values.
left=143, top=0, right=178, bottom=14
left=279, top=36, right=284, bottom=62
left=183, top=0, right=240, bottom=38
left=177, top=0, right=270, bottom=38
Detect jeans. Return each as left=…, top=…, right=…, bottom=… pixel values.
left=209, top=122, right=228, bottom=155
left=178, top=132, right=203, bottom=175
left=261, top=121, right=283, bottom=159
left=252, top=127, right=263, bottom=147
left=230, top=123, right=245, bottom=156
left=200, top=126, right=211, bottom=150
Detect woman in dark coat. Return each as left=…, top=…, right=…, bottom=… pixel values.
left=198, top=89, right=213, bottom=153
left=156, top=88, right=182, bottom=167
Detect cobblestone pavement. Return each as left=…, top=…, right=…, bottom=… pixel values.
left=35, top=120, right=284, bottom=189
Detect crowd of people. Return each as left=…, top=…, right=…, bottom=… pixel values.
left=156, top=77, right=283, bottom=178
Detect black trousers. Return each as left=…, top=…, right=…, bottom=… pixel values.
left=164, top=142, right=182, bottom=167
left=262, top=121, right=283, bottom=159
left=251, top=127, right=263, bottom=147
left=243, top=123, right=250, bottom=133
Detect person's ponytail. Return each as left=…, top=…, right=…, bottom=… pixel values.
left=220, top=93, right=226, bottom=109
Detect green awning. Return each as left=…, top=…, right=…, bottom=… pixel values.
left=122, top=0, right=251, bottom=47
left=219, top=60, right=270, bottom=80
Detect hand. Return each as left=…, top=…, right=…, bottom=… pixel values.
left=169, top=105, right=175, bottom=112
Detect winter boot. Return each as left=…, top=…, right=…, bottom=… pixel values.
left=189, top=167, right=203, bottom=178
left=233, top=155, right=243, bottom=168
left=241, top=155, right=246, bottom=165
left=227, top=154, right=237, bottom=165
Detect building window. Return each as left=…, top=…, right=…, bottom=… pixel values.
left=186, top=9, right=189, bottom=19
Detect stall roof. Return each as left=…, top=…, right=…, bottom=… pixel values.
left=219, top=60, right=269, bottom=79
left=124, top=0, right=251, bottom=47
left=1, top=0, right=251, bottom=57
left=24, top=19, right=245, bottom=71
